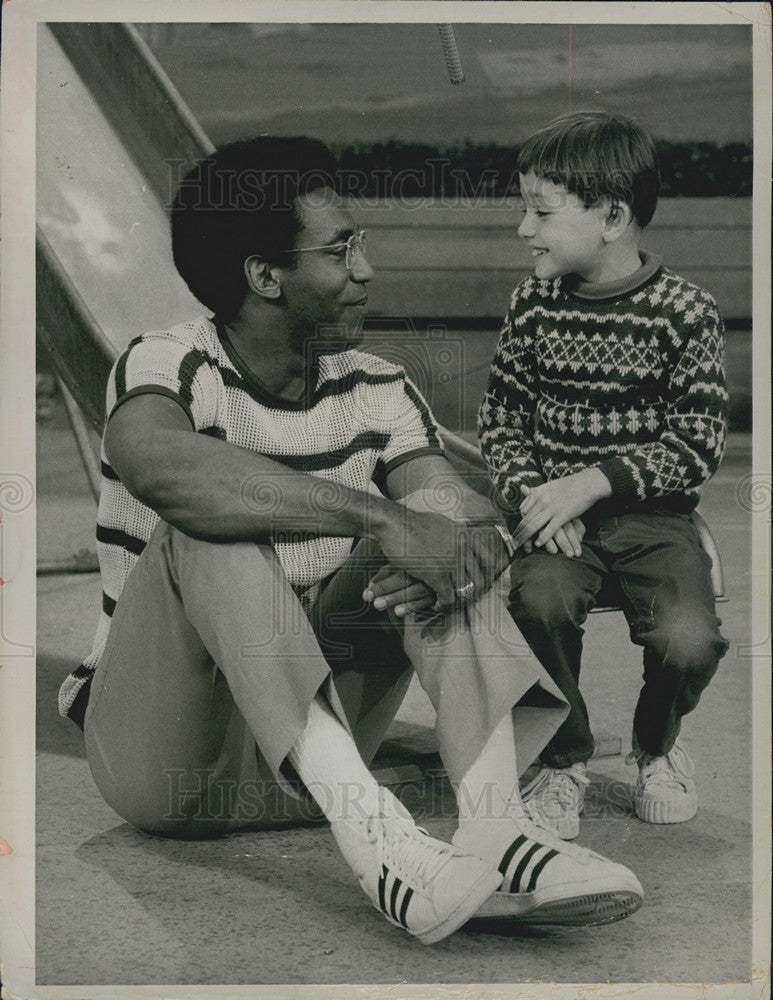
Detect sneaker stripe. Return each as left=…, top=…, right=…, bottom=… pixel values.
left=498, top=834, right=528, bottom=877
left=389, top=876, right=402, bottom=921
left=397, top=886, right=414, bottom=928
left=378, top=865, right=388, bottom=914
left=524, top=847, right=559, bottom=893
left=378, top=866, right=412, bottom=927
left=507, top=842, right=542, bottom=894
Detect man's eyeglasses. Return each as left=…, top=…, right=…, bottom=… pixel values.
left=283, top=229, right=366, bottom=270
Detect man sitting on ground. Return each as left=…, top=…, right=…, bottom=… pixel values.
left=59, top=136, right=643, bottom=943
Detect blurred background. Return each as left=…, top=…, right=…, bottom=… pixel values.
left=38, top=20, right=754, bottom=435
left=136, top=22, right=753, bottom=146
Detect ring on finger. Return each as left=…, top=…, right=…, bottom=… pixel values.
left=455, top=581, right=475, bottom=600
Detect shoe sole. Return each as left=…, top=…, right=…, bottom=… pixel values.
left=414, top=868, right=503, bottom=945
left=472, top=888, right=642, bottom=927
left=635, top=793, right=697, bottom=824
left=471, top=873, right=643, bottom=927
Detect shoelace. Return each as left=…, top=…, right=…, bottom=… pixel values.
left=503, top=794, right=606, bottom=867
left=526, top=766, right=589, bottom=809
left=504, top=794, right=560, bottom=839
left=626, top=740, right=695, bottom=791
left=360, top=798, right=453, bottom=892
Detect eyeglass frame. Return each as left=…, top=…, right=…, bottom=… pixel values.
left=281, top=229, right=367, bottom=270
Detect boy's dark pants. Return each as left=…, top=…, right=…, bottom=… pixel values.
left=507, top=509, right=729, bottom=767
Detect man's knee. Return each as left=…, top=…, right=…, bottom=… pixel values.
left=91, top=763, right=321, bottom=838
left=86, top=754, right=223, bottom=837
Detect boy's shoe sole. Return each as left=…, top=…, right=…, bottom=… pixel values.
left=634, top=789, right=697, bottom=824
left=630, top=740, right=698, bottom=824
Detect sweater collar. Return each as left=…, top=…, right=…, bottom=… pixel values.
left=561, top=250, right=663, bottom=301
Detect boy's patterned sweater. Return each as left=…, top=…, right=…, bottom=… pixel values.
left=478, top=252, right=728, bottom=518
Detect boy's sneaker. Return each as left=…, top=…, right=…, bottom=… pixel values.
left=627, top=739, right=698, bottom=824
left=520, top=762, right=589, bottom=840
left=331, top=787, right=502, bottom=945
left=453, top=799, right=643, bottom=926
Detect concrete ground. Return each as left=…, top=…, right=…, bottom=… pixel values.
left=35, top=390, right=755, bottom=988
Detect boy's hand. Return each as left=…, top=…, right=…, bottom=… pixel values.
left=521, top=516, right=586, bottom=558
left=514, top=469, right=611, bottom=548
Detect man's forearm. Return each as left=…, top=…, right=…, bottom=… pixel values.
left=386, top=458, right=501, bottom=522
left=112, top=426, right=396, bottom=544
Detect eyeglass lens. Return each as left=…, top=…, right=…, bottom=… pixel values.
left=346, top=231, right=366, bottom=269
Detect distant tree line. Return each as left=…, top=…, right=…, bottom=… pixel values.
left=331, top=140, right=752, bottom=199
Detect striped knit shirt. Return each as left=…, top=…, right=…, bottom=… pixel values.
left=58, top=315, right=444, bottom=719
left=478, top=252, right=728, bottom=517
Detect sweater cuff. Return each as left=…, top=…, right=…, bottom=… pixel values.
left=498, top=473, right=545, bottom=506
left=596, top=457, right=640, bottom=498
left=495, top=473, right=546, bottom=527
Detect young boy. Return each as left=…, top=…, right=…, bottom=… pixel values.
left=478, top=111, right=729, bottom=839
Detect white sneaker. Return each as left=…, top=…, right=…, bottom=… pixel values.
left=453, top=798, right=643, bottom=926
left=331, top=788, right=502, bottom=944
left=628, top=739, right=698, bottom=824
left=521, top=763, right=589, bottom=840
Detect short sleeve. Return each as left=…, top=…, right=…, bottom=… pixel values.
left=379, top=374, right=445, bottom=476
left=106, top=331, right=219, bottom=432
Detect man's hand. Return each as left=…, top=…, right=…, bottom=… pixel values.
left=367, top=513, right=513, bottom=615
left=363, top=566, right=434, bottom=617
left=513, top=469, right=611, bottom=549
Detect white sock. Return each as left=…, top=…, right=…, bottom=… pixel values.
left=456, top=711, right=522, bottom=831
left=287, top=695, right=387, bottom=824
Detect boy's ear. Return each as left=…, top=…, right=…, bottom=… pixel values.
left=244, top=255, right=282, bottom=300
left=602, top=201, right=634, bottom=243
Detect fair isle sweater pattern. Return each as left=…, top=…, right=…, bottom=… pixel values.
left=58, top=315, right=444, bottom=718
left=478, top=263, right=728, bottom=514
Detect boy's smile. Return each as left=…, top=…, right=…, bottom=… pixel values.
left=517, top=171, right=610, bottom=283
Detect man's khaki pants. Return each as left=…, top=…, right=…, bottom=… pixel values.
left=85, top=516, right=568, bottom=838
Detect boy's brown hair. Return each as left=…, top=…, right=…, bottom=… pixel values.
left=516, top=111, right=661, bottom=228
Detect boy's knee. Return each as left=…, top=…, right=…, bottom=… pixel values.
left=648, top=611, right=728, bottom=677
left=509, top=556, right=590, bottom=626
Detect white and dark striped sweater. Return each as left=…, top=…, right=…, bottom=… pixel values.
left=478, top=253, right=728, bottom=518
left=58, top=315, right=444, bottom=721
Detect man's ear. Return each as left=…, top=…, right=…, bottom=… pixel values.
left=244, top=255, right=282, bottom=300
left=602, top=201, right=634, bottom=243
